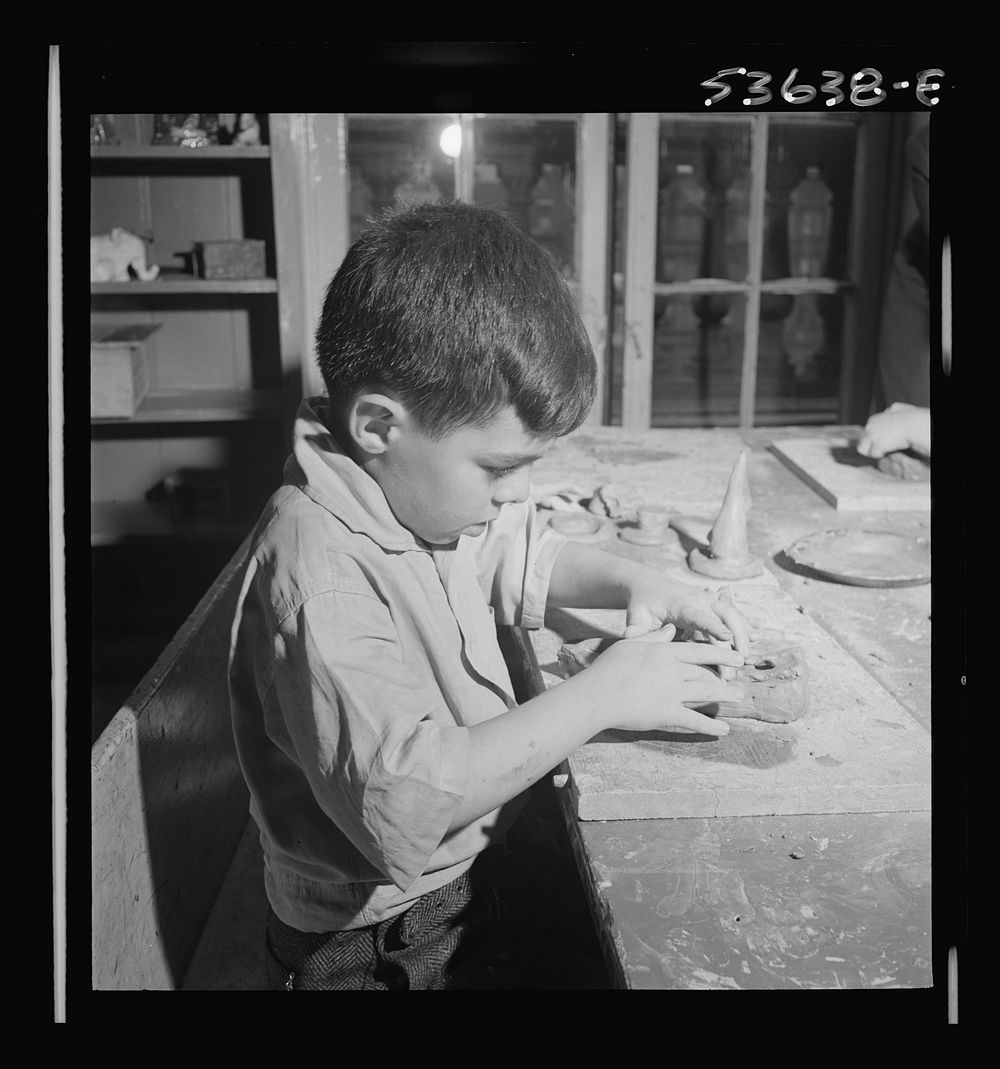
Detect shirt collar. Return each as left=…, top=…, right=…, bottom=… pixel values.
left=288, top=397, right=426, bottom=553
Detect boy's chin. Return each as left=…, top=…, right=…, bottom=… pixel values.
left=421, top=521, right=487, bottom=545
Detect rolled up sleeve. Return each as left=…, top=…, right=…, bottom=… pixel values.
left=272, top=583, right=471, bottom=891
left=475, top=499, right=570, bottom=629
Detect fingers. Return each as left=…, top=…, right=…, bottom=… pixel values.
left=710, top=590, right=753, bottom=655
left=681, top=678, right=745, bottom=704
left=674, top=594, right=752, bottom=657
left=678, top=609, right=733, bottom=645
left=855, top=432, right=877, bottom=458
left=668, top=640, right=744, bottom=668
left=625, top=622, right=677, bottom=642
left=663, top=706, right=730, bottom=737
left=623, top=603, right=660, bottom=638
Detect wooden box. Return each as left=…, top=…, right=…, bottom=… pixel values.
left=195, top=240, right=266, bottom=280
left=91, top=324, right=159, bottom=418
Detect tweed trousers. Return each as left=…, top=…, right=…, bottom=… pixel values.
left=263, top=806, right=567, bottom=990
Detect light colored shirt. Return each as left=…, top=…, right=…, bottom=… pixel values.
left=228, top=398, right=568, bottom=931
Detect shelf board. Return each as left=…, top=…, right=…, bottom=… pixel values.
left=91, top=501, right=251, bottom=546
left=91, top=145, right=270, bottom=159
left=91, top=276, right=278, bottom=295
left=650, top=277, right=853, bottom=297
left=91, top=388, right=289, bottom=424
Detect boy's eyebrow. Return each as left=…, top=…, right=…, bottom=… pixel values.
left=480, top=452, right=546, bottom=466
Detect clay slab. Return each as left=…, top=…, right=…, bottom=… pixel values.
left=531, top=582, right=930, bottom=821
left=769, top=437, right=930, bottom=511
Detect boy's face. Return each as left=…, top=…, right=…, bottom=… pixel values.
left=373, top=405, right=554, bottom=545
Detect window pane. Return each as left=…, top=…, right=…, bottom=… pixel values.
left=649, top=295, right=744, bottom=426
left=754, top=293, right=844, bottom=423
left=473, top=117, right=578, bottom=280
left=656, top=119, right=753, bottom=283
left=764, top=119, right=858, bottom=282
left=346, top=116, right=458, bottom=239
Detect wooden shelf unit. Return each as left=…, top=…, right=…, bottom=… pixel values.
left=90, top=387, right=289, bottom=425
left=91, top=145, right=271, bottom=160
left=91, top=277, right=278, bottom=295
left=90, top=114, right=306, bottom=547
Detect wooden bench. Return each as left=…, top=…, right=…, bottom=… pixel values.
left=91, top=538, right=264, bottom=990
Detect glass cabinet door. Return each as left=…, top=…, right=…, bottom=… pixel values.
left=613, top=112, right=903, bottom=429
left=342, top=113, right=612, bottom=421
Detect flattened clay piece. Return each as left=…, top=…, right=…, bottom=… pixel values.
left=557, top=636, right=616, bottom=677
left=720, top=646, right=809, bottom=723
left=548, top=512, right=611, bottom=543
left=620, top=504, right=678, bottom=546
left=688, top=448, right=764, bottom=579
left=876, top=449, right=930, bottom=482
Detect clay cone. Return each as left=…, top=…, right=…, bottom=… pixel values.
left=688, top=448, right=764, bottom=579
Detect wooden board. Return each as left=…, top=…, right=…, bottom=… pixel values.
left=530, top=572, right=930, bottom=821
left=92, top=539, right=251, bottom=990
left=769, top=437, right=930, bottom=511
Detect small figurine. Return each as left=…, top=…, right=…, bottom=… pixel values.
left=235, top=113, right=261, bottom=145
left=219, top=113, right=261, bottom=146
left=90, top=227, right=160, bottom=283
left=687, top=448, right=764, bottom=579
left=620, top=504, right=677, bottom=546
left=90, top=114, right=118, bottom=145
left=152, top=114, right=217, bottom=148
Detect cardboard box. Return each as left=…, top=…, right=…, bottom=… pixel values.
left=195, top=240, right=267, bottom=280
left=91, top=324, right=159, bottom=418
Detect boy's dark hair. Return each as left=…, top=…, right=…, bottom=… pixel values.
left=315, top=201, right=596, bottom=439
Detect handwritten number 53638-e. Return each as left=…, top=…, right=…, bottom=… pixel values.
left=700, top=68, right=944, bottom=107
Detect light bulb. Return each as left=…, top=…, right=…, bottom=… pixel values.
left=439, top=123, right=462, bottom=159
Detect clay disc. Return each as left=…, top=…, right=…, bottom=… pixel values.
left=620, top=526, right=679, bottom=546
left=785, top=528, right=930, bottom=587
left=545, top=512, right=611, bottom=543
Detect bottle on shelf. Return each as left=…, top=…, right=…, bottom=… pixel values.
left=528, top=163, right=573, bottom=274
left=723, top=171, right=752, bottom=282
left=782, top=292, right=825, bottom=381
left=787, top=166, right=833, bottom=278
left=782, top=166, right=833, bottom=379
left=657, top=163, right=706, bottom=283
left=473, top=162, right=508, bottom=212
left=394, top=158, right=440, bottom=207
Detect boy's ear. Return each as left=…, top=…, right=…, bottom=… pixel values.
left=347, top=391, right=407, bottom=456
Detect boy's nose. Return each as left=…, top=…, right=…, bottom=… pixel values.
left=494, top=468, right=531, bottom=505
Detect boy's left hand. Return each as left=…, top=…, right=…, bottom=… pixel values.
left=623, top=579, right=751, bottom=656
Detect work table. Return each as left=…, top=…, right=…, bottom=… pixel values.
left=507, top=423, right=940, bottom=991
left=177, top=422, right=950, bottom=996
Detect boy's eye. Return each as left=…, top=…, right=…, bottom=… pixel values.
left=486, top=465, right=518, bottom=479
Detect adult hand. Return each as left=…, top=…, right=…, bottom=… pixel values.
left=857, top=402, right=931, bottom=459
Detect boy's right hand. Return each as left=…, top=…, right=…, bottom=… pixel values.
left=587, top=624, right=744, bottom=737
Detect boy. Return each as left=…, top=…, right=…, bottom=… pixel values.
left=228, top=202, right=750, bottom=990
